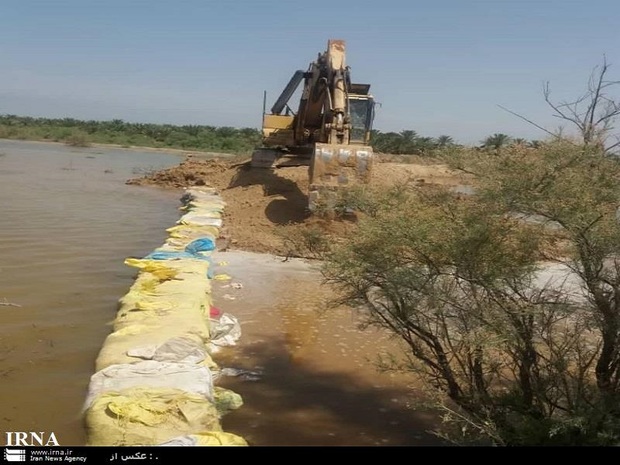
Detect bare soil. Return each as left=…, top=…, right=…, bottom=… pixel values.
left=127, top=155, right=470, bottom=255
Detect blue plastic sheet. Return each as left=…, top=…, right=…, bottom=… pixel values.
left=144, top=250, right=197, bottom=261
left=185, top=238, right=216, bottom=254
left=144, top=242, right=214, bottom=278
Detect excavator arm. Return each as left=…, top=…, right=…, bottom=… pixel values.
left=252, top=39, right=376, bottom=211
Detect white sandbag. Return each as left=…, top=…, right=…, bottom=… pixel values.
left=84, top=360, right=214, bottom=410
left=127, top=336, right=208, bottom=364
left=178, top=212, right=223, bottom=228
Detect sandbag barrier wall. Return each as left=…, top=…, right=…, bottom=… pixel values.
left=84, top=187, right=247, bottom=446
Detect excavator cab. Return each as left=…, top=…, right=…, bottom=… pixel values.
left=347, top=82, right=374, bottom=144
left=251, top=40, right=376, bottom=212
left=348, top=95, right=375, bottom=144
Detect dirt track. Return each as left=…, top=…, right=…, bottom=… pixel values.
left=127, top=155, right=468, bottom=256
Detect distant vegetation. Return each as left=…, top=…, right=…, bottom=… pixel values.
left=370, top=129, right=456, bottom=154
left=0, top=114, right=545, bottom=156
left=0, top=115, right=262, bottom=153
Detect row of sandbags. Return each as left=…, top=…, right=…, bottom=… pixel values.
left=84, top=187, right=247, bottom=446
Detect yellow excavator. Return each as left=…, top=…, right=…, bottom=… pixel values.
left=251, top=39, right=376, bottom=211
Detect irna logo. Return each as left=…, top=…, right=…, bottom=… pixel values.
left=4, top=432, right=59, bottom=446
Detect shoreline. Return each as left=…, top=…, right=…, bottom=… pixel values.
left=0, top=137, right=242, bottom=159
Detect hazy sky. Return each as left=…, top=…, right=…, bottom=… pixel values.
left=1, top=0, right=618, bottom=144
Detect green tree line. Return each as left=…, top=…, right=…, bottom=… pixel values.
left=0, top=114, right=540, bottom=155
left=0, top=115, right=262, bottom=153
left=370, top=129, right=456, bottom=154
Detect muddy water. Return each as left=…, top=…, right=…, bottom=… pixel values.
left=0, top=140, right=183, bottom=445
left=0, top=140, right=441, bottom=446
left=210, top=251, right=442, bottom=446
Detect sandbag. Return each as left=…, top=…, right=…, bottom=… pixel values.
left=127, top=336, right=209, bottom=365
left=167, top=223, right=220, bottom=237
left=85, top=388, right=222, bottom=446
left=178, top=212, right=223, bottom=228
left=95, top=272, right=213, bottom=370
left=87, top=187, right=246, bottom=447
left=84, top=361, right=214, bottom=410
left=160, top=432, right=247, bottom=446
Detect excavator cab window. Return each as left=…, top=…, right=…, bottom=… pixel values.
left=349, top=97, right=374, bottom=144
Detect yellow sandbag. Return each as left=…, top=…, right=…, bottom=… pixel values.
left=118, top=275, right=211, bottom=315
left=87, top=188, right=234, bottom=447
left=137, top=278, right=161, bottom=295
left=96, top=269, right=213, bottom=370
left=188, top=208, right=223, bottom=218
left=131, top=299, right=176, bottom=311
left=117, top=259, right=211, bottom=311
left=166, top=224, right=220, bottom=239
left=124, top=259, right=178, bottom=281
left=180, top=204, right=223, bottom=217
left=111, top=325, right=149, bottom=337
left=95, top=327, right=214, bottom=372
left=193, top=432, right=248, bottom=446
left=85, top=388, right=222, bottom=446
left=97, top=299, right=212, bottom=370
left=115, top=297, right=210, bottom=330
left=115, top=272, right=211, bottom=320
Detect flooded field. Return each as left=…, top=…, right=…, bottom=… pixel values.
left=0, top=140, right=441, bottom=446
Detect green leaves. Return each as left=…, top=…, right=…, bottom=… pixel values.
left=323, top=141, right=620, bottom=445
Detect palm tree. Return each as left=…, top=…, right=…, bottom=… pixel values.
left=181, top=125, right=201, bottom=137
left=399, top=130, right=418, bottom=143
left=436, top=135, right=454, bottom=147
left=398, top=130, right=418, bottom=154
left=413, top=136, right=435, bottom=153
left=373, top=131, right=401, bottom=154
left=482, top=133, right=511, bottom=150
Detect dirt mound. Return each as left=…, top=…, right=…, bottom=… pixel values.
left=127, top=158, right=233, bottom=189
left=127, top=156, right=468, bottom=256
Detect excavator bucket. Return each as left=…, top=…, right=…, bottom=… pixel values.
left=308, top=143, right=373, bottom=211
